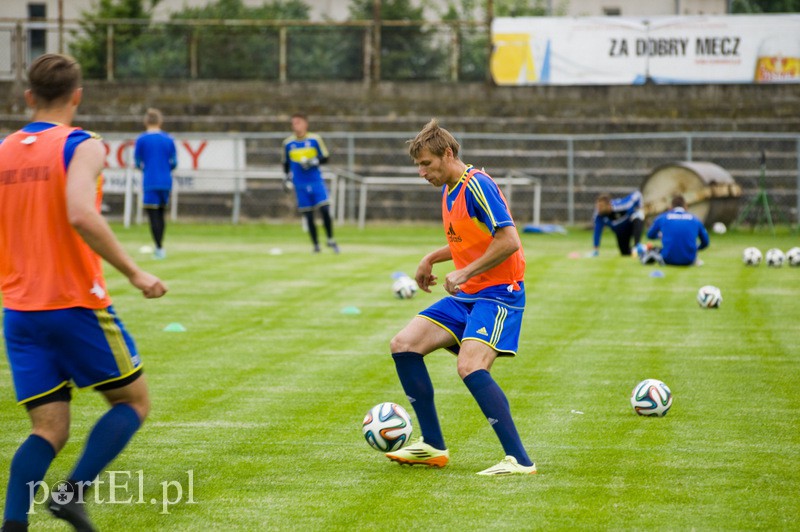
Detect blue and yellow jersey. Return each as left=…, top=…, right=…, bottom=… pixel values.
left=282, top=133, right=329, bottom=183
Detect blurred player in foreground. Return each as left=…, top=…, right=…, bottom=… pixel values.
left=592, top=190, right=645, bottom=257
left=0, top=54, right=167, bottom=532
left=282, top=113, right=339, bottom=253
left=644, top=195, right=709, bottom=266
left=385, top=119, right=536, bottom=476
left=134, top=107, right=177, bottom=260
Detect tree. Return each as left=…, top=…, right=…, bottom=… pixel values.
left=69, top=0, right=160, bottom=79
left=170, top=0, right=309, bottom=79
left=731, top=0, right=800, bottom=12
left=349, top=0, right=447, bottom=80
left=442, top=0, right=488, bottom=81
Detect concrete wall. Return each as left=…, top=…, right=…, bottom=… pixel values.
left=2, top=80, right=798, bottom=135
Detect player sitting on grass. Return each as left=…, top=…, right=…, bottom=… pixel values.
left=643, top=195, right=709, bottom=266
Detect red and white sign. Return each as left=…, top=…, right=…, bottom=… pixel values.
left=101, top=137, right=244, bottom=193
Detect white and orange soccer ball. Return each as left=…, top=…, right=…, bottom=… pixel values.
left=362, top=402, right=413, bottom=452
left=631, top=379, right=673, bottom=417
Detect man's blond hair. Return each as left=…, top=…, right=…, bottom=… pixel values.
left=407, top=118, right=460, bottom=159
left=144, top=108, right=163, bottom=127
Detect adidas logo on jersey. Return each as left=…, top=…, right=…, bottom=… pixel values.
left=447, top=223, right=462, bottom=243
left=476, top=327, right=488, bottom=336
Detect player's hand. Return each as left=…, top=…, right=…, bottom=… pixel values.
left=130, top=271, right=168, bottom=299
left=415, top=261, right=436, bottom=293
left=282, top=174, right=294, bottom=193
left=416, top=273, right=437, bottom=293
left=444, top=271, right=468, bottom=295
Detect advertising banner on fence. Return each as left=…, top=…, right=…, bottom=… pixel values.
left=491, top=14, right=800, bottom=85
left=102, top=137, right=244, bottom=193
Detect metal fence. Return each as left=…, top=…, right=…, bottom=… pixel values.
left=99, top=131, right=800, bottom=227
left=0, top=17, right=487, bottom=83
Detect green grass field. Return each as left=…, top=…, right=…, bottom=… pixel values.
left=1, top=222, right=798, bottom=530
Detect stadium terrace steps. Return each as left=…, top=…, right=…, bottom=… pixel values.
left=2, top=80, right=799, bottom=135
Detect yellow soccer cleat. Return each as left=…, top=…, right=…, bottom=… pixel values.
left=385, top=438, right=449, bottom=468
left=476, top=455, right=537, bottom=476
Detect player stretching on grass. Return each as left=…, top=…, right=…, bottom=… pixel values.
left=0, top=54, right=167, bottom=532
left=385, top=119, right=536, bottom=476
left=592, top=190, right=645, bottom=257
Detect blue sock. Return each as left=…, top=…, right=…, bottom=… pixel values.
left=69, top=404, right=141, bottom=493
left=3, top=434, right=56, bottom=524
left=463, top=369, right=533, bottom=467
left=392, top=352, right=446, bottom=450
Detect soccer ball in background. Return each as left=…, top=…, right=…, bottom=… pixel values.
left=712, top=222, right=727, bottom=234
left=765, top=248, right=785, bottom=268
left=786, top=247, right=800, bottom=267
left=742, top=247, right=762, bottom=266
left=392, top=274, right=418, bottom=299
left=696, top=285, right=722, bottom=308
left=362, top=402, right=413, bottom=452
left=631, top=379, right=673, bottom=417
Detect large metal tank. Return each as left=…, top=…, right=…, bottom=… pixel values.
left=641, top=162, right=742, bottom=227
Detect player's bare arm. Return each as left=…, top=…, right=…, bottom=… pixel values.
left=443, top=225, right=521, bottom=295
left=415, top=245, right=452, bottom=292
left=66, top=138, right=168, bottom=299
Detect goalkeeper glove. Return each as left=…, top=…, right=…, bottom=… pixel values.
left=282, top=173, right=294, bottom=193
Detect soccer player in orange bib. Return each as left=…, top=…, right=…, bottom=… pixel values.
left=0, top=54, right=167, bottom=532
left=385, top=119, right=536, bottom=475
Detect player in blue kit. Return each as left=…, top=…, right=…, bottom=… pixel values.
left=134, top=108, right=177, bottom=260
left=592, top=190, right=645, bottom=257
left=282, top=113, right=339, bottom=253
left=645, top=195, right=709, bottom=266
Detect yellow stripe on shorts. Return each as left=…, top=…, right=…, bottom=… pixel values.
left=490, top=305, right=507, bottom=346
left=95, top=308, right=134, bottom=374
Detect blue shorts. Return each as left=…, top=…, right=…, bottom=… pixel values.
left=418, top=294, right=525, bottom=356
left=294, top=180, right=330, bottom=212
left=3, top=306, right=141, bottom=405
left=143, top=189, right=170, bottom=208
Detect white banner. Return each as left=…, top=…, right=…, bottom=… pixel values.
left=491, top=14, right=800, bottom=85
left=101, top=137, right=244, bottom=193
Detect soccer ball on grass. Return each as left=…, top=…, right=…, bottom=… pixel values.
left=742, top=247, right=762, bottom=266
left=696, top=285, right=722, bottom=308
left=392, top=275, right=418, bottom=299
left=362, top=402, right=413, bottom=452
left=765, top=248, right=785, bottom=268
left=786, top=247, right=800, bottom=267
left=631, top=379, right=673, bottom=417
